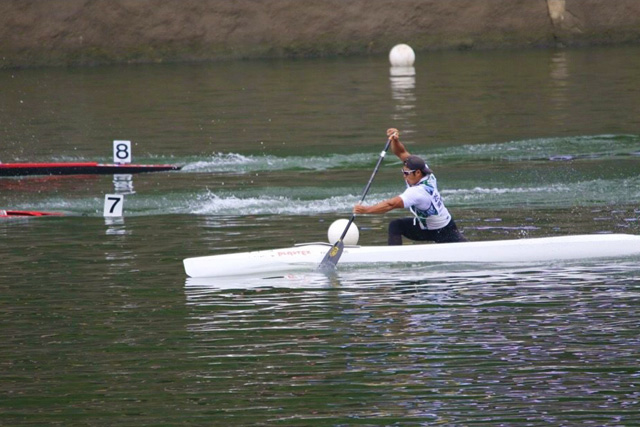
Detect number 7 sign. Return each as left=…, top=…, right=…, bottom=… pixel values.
left=103, top=194, right=124, bottom=217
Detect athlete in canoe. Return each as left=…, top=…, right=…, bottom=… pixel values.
left=353, top=128, right=467, bottom=245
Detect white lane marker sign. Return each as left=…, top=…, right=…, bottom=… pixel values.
left=103, top=194, right=124, bottom=217
left=113, top=140, right=132, bottom=164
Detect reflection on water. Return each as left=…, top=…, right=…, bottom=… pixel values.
left=182, top=262, right=640, bottom=424
left=112, top=174, right=135, bottom=195
left=185, top=271, right=341, bottom=291
left=104, top=216, right=130, bottom=236
left=389, top=65, right=417, bottom=132
left=549, top=51, right=569, bottom=86
left=389, top=66, right=416, bottom=100
left=549, top=51, right=570, bottom=127
left=184, top=261, right=640, bottom=292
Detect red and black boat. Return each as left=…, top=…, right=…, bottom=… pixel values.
left=0, top=210, right=64, bottom=218
left=0, top=162, right=182, bottom=177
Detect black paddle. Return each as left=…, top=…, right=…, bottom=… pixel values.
left=317, top=138, right=393, bottom=273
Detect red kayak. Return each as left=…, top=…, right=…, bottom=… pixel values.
left=0, top=210, right=64, bottom=218
left=0, top=162, right=182, bottom=177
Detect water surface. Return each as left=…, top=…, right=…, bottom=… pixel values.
left=2, top=46, right=640, bottom=425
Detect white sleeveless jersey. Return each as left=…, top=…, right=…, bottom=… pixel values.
left=398, top=174, right=451, bottom=230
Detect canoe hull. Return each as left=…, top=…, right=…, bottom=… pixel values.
left=0, top=210, right=63, bottom=218
left=183, top=234, right=640, bottom=277
left=0, top=162, right=182, bottom=177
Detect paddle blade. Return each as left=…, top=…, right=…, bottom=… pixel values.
left=317, top=240, right=344, bottom=273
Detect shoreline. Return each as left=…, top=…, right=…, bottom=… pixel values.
left=2, top=0, right=640, bottom=69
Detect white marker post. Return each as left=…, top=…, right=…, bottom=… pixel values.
left=113, top=140, right=132, bottom=164
left=103, top=194, right=124, bottom=217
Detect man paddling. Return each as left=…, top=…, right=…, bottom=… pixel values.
left=353, top=128, right=467, bottom=245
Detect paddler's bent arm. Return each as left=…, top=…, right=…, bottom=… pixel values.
left=354, top=196, right=404, bottom=214
left=387, top=128, right=411, bottom=161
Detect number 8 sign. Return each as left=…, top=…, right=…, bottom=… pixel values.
left=113, top=140, right=132, bottom=164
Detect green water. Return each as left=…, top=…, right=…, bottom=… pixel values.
left=2, top=46, right=640, bottom=425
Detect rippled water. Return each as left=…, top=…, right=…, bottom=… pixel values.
left=185, top=264, right=640, bottom=424
left=2, top=46, right=640, bottom=424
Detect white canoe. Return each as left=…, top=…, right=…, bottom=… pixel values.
left=183, top=233, right=640, bottom=278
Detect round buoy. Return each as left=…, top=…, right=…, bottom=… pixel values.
left=389, top=44, right=415, bottom=67
left=327, top=219, right=359, bottom=246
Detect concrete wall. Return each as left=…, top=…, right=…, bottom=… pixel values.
left=2, top=0, right=640, bottom=68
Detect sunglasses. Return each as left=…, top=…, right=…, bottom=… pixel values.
left=401, top=169, right=416, bottom=176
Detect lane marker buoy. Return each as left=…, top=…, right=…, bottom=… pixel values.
left=389, top=44, right=415, bottom=67
left=328, top=219, right=359, bottom=246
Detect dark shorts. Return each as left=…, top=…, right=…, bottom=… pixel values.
left=388, top=218, right=467, bottom=245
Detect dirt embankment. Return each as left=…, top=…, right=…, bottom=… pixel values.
left=2, top=0, right=640, bottom=68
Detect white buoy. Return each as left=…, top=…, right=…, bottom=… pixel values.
left=389, top=44, right=415, bottom=67
left=327, top=219, right=359, bottom=246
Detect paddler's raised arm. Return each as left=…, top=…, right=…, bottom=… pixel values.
left=387, top=128, right=411, bottom=161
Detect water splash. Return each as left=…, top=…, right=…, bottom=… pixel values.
left=181, top=152, right=378, bottom=173
left=38, top=134, right=640, bottom=173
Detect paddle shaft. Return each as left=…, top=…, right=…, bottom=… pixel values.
left=318, top=138, right=392, bottom=271
left=337, top=139, right=392, bottom=241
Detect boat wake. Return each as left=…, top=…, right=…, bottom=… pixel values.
left=177, top=134, right=640, bottom=174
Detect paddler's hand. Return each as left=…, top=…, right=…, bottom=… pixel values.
left=353, top=203, right=368, bottom=214
left=387, top=128, right=399, bottom=142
